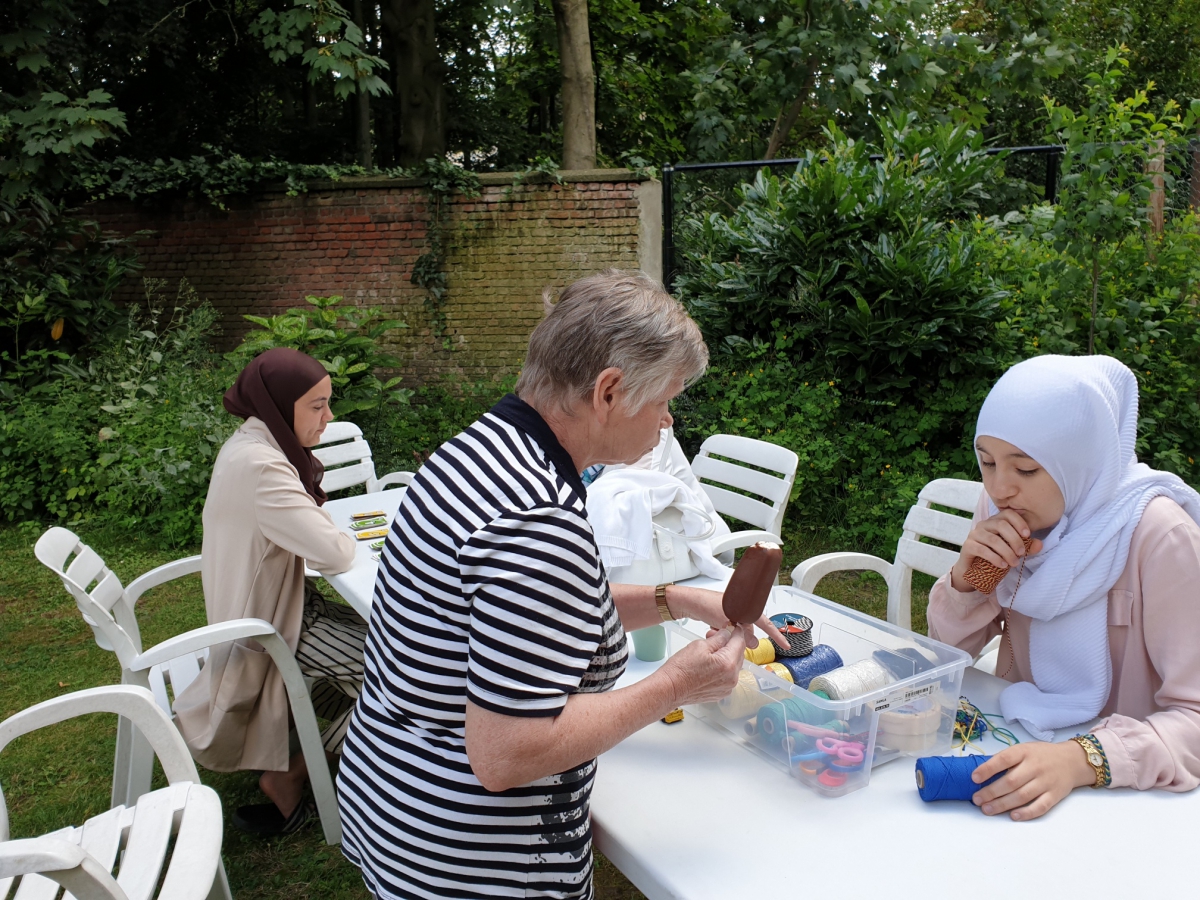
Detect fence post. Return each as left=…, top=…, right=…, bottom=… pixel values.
left=662, top=164, right=674, bottom=291
left=1044, top=150, right=1062, bottom=203
left=1147, top=139, right=1165, bottom=236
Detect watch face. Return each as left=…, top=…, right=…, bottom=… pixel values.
left=1088, top=751, right=1104, bottom=767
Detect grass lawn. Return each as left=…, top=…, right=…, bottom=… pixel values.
left=0, top=520, right=932, bottom=898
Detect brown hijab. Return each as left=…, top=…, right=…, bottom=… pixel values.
left=224, top=348, right=330, bottom=505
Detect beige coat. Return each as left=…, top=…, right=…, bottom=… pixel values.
left=174, top=417, right=356, bottom=772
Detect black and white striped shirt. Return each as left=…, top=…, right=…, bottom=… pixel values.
left=337, top=394, right=628, bottom=899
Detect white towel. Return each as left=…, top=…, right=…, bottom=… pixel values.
left=585, top=467, right=730, bottom=581
left=976, top=355, right=1200, bottom=740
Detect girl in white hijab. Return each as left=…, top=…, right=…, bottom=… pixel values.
left=928, top=354, right=1200, bottom=820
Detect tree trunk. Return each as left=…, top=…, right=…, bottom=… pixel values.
left=381, top=0, right=446, bottom=167
left=764, top=62, right=817, bottom=160
left=352, top=0, right=374, bottom=170
left=551, top=0, right=595, bottom=170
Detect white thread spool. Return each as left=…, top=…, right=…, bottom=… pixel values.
left=808, top=659, right=892, bottom=700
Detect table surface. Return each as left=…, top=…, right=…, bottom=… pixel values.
left=315, top=491, right=1198, bottom=899
left=592, top=640, right=1199, bottom=900
left=319, top=488, right=408, bottom=620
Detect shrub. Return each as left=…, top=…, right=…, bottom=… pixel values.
left=675, top=115, right=1011, bottom=398
left=228, top=294, right=412, bottom=417
left=0, top=282, right=237, bottom=545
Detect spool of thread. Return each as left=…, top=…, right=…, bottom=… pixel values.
left=756, top=696, right=833, bottom=751
left=718, top=670, right=769, bottom=720
left=761, top=662, right=794, bottom=683
left=769, top=613, right=814, bottom=657
left=756, top=703, right=788, bottom=751
left=914, top=755, right=1002, bottom=802
left=744, top=639, right=776, bottom=666
left=808, top=659, right=892, bottom=700
left=777, top=644, right=843, bottom=689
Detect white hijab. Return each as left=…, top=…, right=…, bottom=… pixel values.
left=976, top=355, right=1200, bottom=741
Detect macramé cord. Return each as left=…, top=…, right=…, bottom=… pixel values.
left=954, top=697, right=1019, bottom=752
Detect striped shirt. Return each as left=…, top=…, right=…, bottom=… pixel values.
left=337, top=394, right=628, bottom=900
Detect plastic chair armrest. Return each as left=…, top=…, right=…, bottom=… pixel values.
left=125, top=556, right=202, bottom=606
left=371, top=471, right=415, bottom=491
left=129, top=619, right=278, bottom=672
left=790, top=552, right=894, bottom=593
left=0, top=837, right=129, bottom=899
left=709, top=530, right=783, bottom=557
left=0, top=686, right=199, bottom=787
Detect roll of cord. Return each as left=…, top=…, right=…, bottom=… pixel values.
left=808, top=658, right=892, bottom=700
left=914, top=755, right=1002, bottom=801
left=777, top=644, right=843, bottom=689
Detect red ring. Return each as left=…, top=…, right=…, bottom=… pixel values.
left=818, top=769, right=847, bottom=788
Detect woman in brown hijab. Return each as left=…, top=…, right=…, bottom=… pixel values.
left=174, top=348, right=361, bottom=836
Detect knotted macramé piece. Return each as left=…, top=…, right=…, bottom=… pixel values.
left=962, top=536, right=1034, bottom=594
left=722, top=542, right=782, bottom=624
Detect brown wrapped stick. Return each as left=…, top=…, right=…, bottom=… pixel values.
left=722, top=542, right=783, bottom=624
left=962, top=536, right=1034, bottom=594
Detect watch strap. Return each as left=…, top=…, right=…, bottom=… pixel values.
left=1071, top=734, right=1112, bottom=788
left=655, top=584, right=674, bottom=622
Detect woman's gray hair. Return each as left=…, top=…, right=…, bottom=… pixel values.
left=515, top=269, right=709, bottom=414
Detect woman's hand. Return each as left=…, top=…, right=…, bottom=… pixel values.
left=658, top=625, right=747, bottom=707
left=950, top=509, right=1044, bottom=592
left=969, top=741, right=1097, bottom=820
left=666, top=585, right=788, bottom=651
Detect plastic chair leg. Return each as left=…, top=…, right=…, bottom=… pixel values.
left=207, top=858, right=234, bottom=900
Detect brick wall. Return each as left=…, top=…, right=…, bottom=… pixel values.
left=90, top=169, right=662, bottom=385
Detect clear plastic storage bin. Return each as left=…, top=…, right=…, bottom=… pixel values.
left=665, top=586, right=971, bottom=797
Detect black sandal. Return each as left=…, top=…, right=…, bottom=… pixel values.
left=231, top=798, right=314, bottom=836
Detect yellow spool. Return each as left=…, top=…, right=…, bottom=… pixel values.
left=761, top=662, right=794, bottom=683
left=744, top=639, right=776, bottom=666
left=718, top=670, right=769, bottom=720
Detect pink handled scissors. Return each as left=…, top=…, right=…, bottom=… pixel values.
left=815, top=736, right=865, bottom=765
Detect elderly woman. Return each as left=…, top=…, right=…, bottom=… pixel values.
left=337, top=271, right=778, bottom=899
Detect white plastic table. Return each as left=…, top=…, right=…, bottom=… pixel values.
left=592, top=639, right=1199, bottom=900
left=307, top=502, right=1197, bottom=898
left=318, top=488, right=407, bottom=620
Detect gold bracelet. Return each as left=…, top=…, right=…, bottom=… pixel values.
left=1070, top=734, right=1111, bottom=788
left=655, top=584, right=674, bottom=622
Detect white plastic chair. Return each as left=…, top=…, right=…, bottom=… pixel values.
left=34, top=527, right=342, bottom=845
left=312, top=421, right=415, bottom=494
left=790, top=478, right=984, bottom=631
left=691, top=435, right=800, bottom=556
left=0, top=685, right=231, bottom=900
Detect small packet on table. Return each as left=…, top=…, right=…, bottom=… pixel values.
left=370, top=540, right=385, bottom=550
left=350, top=517, right=388, bottom=530
left=355, top=528, right=389, bottom=541
left=352, top=510, right=387, bottom=520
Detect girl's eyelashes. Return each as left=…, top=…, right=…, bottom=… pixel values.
left=979, top=459, right=996, bottom=468
left=1016, top=468, right=1041, bottom=477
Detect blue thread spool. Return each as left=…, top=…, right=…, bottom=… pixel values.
left=778, top=645, right=844, bottom=689
left=914, top=755, right=1002, bottom=802
left=756, top=704, right=788, bottom=753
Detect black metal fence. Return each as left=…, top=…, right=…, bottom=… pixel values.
left=661, top=143, right=1200, bottom=289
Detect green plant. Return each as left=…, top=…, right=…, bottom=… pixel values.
left=0, top=280, right=237, bottom=543
left=1042, top=46, right=1200, bottom=353
left=406, top=158, right=482, bottom=346
left=677, top=115, right=1010, bottom=397
left=229, top=294, right=411, bottom=416
left=0, top=194, right=142, bottom=390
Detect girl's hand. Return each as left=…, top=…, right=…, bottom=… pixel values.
left=950, top=509, right=1044, bottom=592
left=970, top=742, right=1097, bottom=820
left=667, top=585, right=788, bottom=651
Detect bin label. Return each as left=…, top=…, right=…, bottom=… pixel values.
left=871, top=682, right=937, bottom=713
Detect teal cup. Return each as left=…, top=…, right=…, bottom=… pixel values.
left=630, top=624, right=667, bottom=662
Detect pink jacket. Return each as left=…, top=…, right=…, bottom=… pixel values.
left=928, top=494, right=1200, bottom=791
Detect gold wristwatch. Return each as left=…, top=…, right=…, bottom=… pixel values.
left=1070, top=734, right=1110, bottom=788
left=655, top=584, right=674, bottom=622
